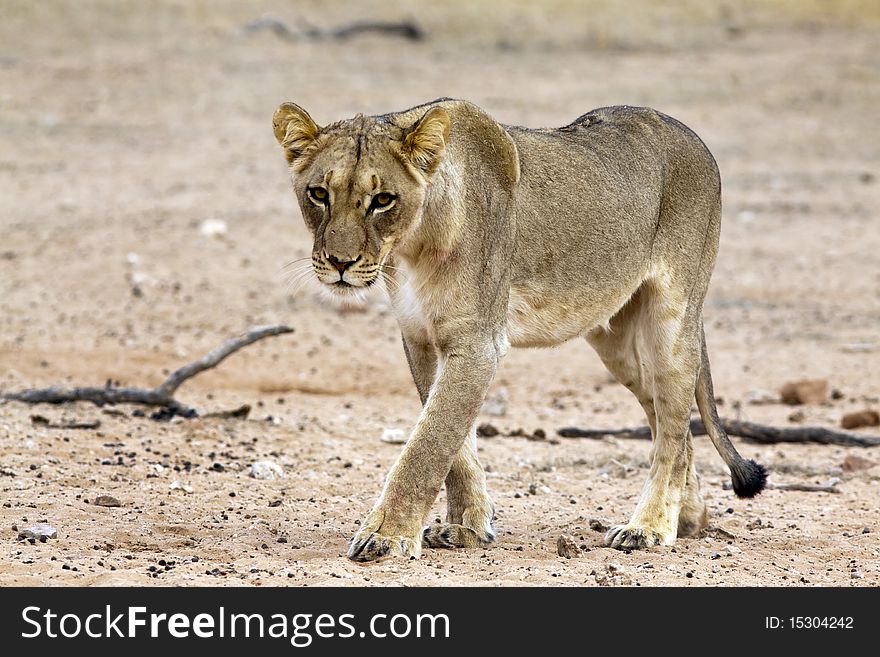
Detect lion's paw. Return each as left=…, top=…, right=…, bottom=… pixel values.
left=424, top=502, right=496, bottom=549
left=423, top=522, right=495, bottom=549
left=348, top=528, right=422, bottom=563
left=604, top=524, right=671, bottom=550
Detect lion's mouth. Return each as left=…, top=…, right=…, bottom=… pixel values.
left=321, top=273, right=379, bottom=295
left=329, top=277, right=378, bottom=289
left=326, top=279, right=361, bottom=296
left=327, top=280, right=354, bottom=294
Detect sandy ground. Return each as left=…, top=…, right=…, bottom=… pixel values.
left=1, top=1, right=879, bottom=586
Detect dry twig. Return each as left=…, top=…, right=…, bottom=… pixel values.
left=243, top=16, right=424, bottom=42
left=558, top=417, right=880, bottom=448
left=30, top=415, right=101, bottom=430
left=723, top=481, right=841, bottom=494
left=2, top=325, right=293, bottom=419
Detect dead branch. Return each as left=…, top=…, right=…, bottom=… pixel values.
left=557, top=425, right=653, bottom=440
left=243, top=16, right=424, bottom=42
left=328, top=21, right=424, bottom=41
left=723, top=481, right=841, bottom=494
left=202, top=404, right=252, bottom=420
left=558, top=417, right=880, bottom=448
left=697, top=418, right=880, bottom=448
left=31, top=415, right=100, bottom=430
left=2, top=325, right=293, bottom=420
left=769, top=482, right=841, bottom=493
left=157, top=326, right=291, bottom=396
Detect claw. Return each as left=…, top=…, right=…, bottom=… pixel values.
left=347, top=532, right=372, bottom=561
left=422, top=522, right=495, bottom=549
left=347, top=528, right=421, bottom=562
left=604, top=524, right=666, bottom=550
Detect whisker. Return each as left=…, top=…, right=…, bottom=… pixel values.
left=381, top=271, right=402, bottom=296
left=286, top=265, right=314, bottom=282
left=284, top=266, right=317, bottom=296
left=281, top=256, right=314, bottom=271
left=282, top=266, right=313, bottom=288
left=379, top=261, right=408, bottom=276
left=378, top=260, right=411, bottom=296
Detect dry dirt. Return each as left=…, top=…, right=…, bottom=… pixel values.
left=1, top=1, right=879, bottom=587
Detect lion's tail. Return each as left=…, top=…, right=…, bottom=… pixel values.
left=694, top=324, right=767, bottom=498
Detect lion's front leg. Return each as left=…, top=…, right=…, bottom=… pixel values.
left=348, top=338, right=500, bottom=562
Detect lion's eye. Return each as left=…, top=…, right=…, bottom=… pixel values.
left=307, top=187, right=329, bottom=204
left=370, top=192, right=396, bottom=211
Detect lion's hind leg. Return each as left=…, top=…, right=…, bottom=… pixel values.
left=677, top=433, right=709, bottom=536
left=588, top=278, right=705, bottom=549
left=423, top=426, right=496, bottom=549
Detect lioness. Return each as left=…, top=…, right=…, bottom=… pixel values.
left=272, top=98, right=766, bottom=562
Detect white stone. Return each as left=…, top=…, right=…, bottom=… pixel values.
left=841, top=343, right=876, bottom=353
left=169, top=480, right=193, bottom=493
left=19, top=524, right=58, bottom=540
left=380, top=428, right=407, bottom=444
left=250, top=460, right=285, bottom=480
left=199, top=218, right=228, bottom=237
left=480, top=387, right=509, bottom=417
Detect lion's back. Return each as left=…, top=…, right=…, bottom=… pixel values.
left=551, top=105, right=720, bottom=194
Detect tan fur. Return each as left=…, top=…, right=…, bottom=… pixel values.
left=273, top=98, right=764, bottom=561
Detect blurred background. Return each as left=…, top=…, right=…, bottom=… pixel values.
left=1, top=1, right=878, bottom=366
left=0, top=1, right=878, bottom=585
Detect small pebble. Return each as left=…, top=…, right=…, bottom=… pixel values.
left=598, top=459, right=628, bottom=479
left=249, top=461, right=285, bottom=480
left=556, top=535, right=580, bottom=559
left=476, top=423, right=499, bottom=438
left=480, top=388, right=508, bottom=417
left=379, top=428, right=407, bottom=444
left=168, top=480, right=193, bottom=493
left=780, top=379, right=828, bottom=405
left=199, top=218, right=228, bottom=237
left=840, top=410, right=880, bottom=430
left=94, top=495, right=122, bottom=508
left=841, top=454, right=875, bottom=473
left=588, top=518, right=609, bottom=533
left=18, top=524, right=58, bottom=541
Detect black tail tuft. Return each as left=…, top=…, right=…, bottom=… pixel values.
left=731, top=459, right=768, bottom=498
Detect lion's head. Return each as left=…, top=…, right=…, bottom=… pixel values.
left=273, top=103, right=450, bottom=295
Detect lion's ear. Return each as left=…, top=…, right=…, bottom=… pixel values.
left=402, top=107, right=451, bottom=175
left=273, top=102, right=320, bottom=163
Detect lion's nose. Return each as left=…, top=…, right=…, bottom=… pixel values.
left=327, top=254, right=360, bottom=273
